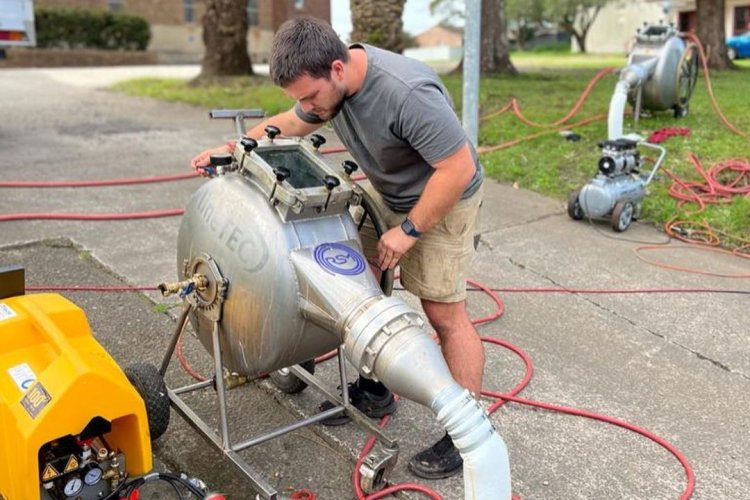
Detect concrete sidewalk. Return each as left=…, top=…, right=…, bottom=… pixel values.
left=0, top=67, right=748, bottom=500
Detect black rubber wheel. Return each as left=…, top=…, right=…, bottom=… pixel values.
left=124, top=363, right=170, bottom=441
left=673, top=104, right=689, bottom=119
left=268, top=359, right=316, bottom=394
left=567, top=190, right=584, bottom=220
left=675, top=44, right=699, bottom=117
left=611, top=201, right=634, bottom=232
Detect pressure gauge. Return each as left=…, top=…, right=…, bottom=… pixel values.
left=63, top=476, right=83, bottom=497
left=83, top=465, right=103, bottom=486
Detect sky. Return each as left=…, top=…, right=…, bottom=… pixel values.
left=331, top=0, right=461, bottom=42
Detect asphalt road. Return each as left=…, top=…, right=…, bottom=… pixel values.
left=1, top=66, right=749, bottom=500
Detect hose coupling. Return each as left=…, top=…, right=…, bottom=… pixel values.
left=158, top=274, right=209, bottom=297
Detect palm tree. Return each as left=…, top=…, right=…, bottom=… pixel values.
left=481, top=0, right=517, bottom=74
left=696, top=0, right=734, bottom=69
left=350, top=0, right=407, bottom=53
left=200, top=0, right=253, bottom=78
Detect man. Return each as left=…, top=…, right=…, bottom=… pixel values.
left=191, top=17, right=484, bottom=480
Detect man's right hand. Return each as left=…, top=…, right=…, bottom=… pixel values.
left=190, top=142, right=236, bottom=173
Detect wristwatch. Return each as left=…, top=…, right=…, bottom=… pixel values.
left=400, top=218, right=422, bottom=238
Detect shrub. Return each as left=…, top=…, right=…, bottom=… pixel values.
left=35, top=7, right=150, bottom=51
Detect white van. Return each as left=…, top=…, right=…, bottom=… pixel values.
left=0, top=0, right=36, bottom=49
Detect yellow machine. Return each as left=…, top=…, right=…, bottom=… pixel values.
left=0, top=266, right=154, bottom=500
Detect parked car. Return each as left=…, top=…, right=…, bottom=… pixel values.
left=726, top=31, right=750, bottom=60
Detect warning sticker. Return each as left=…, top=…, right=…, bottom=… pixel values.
left=21, top=382, right=51, bottom=419
left=42, top=463, right=60, bottom=482
left=8, top=363, right=37, bottom=393
left=64, top=455, right=79, bottom=473
left=0, top=303, right=16, bottom=321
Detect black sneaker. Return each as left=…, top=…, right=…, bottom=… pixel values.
left=318, top=380, right=397, bottom=426
left=408, top=433, right=463, bottom=479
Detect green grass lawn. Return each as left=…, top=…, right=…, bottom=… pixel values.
left=112, top=56, right=750, bottom=246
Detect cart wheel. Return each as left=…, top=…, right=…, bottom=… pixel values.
left=124, top=363, right=170, bottom=441
left=611, top=201, right=634, bottom=232
left=673, top=104, right=689, bottom=118
left=269, top=359, right=315, bottom=394
left=567, top=190, right=584, bottom=220
left=675, top=44, right=698, bottom=118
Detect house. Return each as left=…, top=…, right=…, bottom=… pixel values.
left=34, top=0, right=331, bottom=63
left=580, top=0, right=750, bottom=54
left=576, top=0, right=666, bottom=54
left=404, top=24, right=463, bottom=64
left=672, top=0, right=750, bottom=35
left=414, top=24, right=463, bottom=48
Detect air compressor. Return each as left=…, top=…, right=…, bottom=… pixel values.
left=0, top=266, right=153, bottom=500
left=568, top=22, right=698, bottom=231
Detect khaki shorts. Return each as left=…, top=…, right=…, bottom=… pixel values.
left=357, top=182, right=483, bottom=303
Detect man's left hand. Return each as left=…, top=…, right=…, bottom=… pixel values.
left=377, top=226, right=417, bottom=270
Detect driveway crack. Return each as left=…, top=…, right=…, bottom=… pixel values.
left=505, top=257, right=750, bottom=382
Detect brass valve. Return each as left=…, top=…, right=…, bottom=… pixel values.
left=157, top=275, right=208, bottom=297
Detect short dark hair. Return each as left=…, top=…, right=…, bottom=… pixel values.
left=270, top=17, right=349, bottom=87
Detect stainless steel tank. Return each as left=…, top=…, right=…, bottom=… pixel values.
left=626, top=23, right=687, bottom=111
left=175, top=135, right=512, bottom=498
left=608, top=22, right=698, bottom=139
left=177, top=138, right=361, bottom=376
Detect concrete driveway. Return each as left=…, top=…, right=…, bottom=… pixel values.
left=0, top=66, right=748, bottom=500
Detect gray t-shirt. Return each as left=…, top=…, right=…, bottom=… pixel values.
left=295, top=43, right=482, bottom=212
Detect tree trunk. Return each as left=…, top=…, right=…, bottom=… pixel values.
left=200, top=0, right=253, bottom=77
left=351, top=0, right=407, bottom=53
left=696, top=0, right=733, bottom=70
left=480, top=0, right=517, bottom=75
left=514, top=25, right=526, bottom=51
left=573, top=32, right=586, bottom=53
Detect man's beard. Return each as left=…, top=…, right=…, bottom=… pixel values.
left=317, top=86, right=347, bottom=121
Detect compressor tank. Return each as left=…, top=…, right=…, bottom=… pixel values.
left=579, top=174, right=646, bottom=218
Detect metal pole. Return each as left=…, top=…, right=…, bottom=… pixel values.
left=462, top=0, right=481, bottom=146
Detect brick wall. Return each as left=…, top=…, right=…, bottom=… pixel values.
left=36, top=0, right=204, bottom=26
left=267, top=0, right=331, bottom=30
left=36, top=0, right=106, bottom=9
left=36, top=0, right=328, bottom=28
left=30, top=0, right=332, bottom=64
left=125, top=0, right=187, bottom=26
left=0, top=47, right=157, bottom=67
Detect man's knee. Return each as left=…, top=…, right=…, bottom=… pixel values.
left=422, top=299, right=470, bottom=334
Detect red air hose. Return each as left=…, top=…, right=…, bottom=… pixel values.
left=0, top=209, right=185, bottom=222
left=0, top=171, right=199, bottom=189
left=351, top=281, right=697, bottom=500
left=31, top=279, right=707, bottom=499
left=682, top=32, right=748, bottom=139
left=480, top=67, right=616, bottom=127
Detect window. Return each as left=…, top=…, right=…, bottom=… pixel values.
left=184, top=0, right=195, bottom=23
left=735, top=6, right=750, bottom=34
left=295, top=0, right=304, bottom=9
left=107, top=0, right=123, bottom=12
left=247, top=0, right=259, bottom=26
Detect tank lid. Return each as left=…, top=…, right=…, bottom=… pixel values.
left=234, top=137, right=358, bottom=222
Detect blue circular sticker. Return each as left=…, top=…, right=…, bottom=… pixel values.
left=314, top=243, right=366, bottom=275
